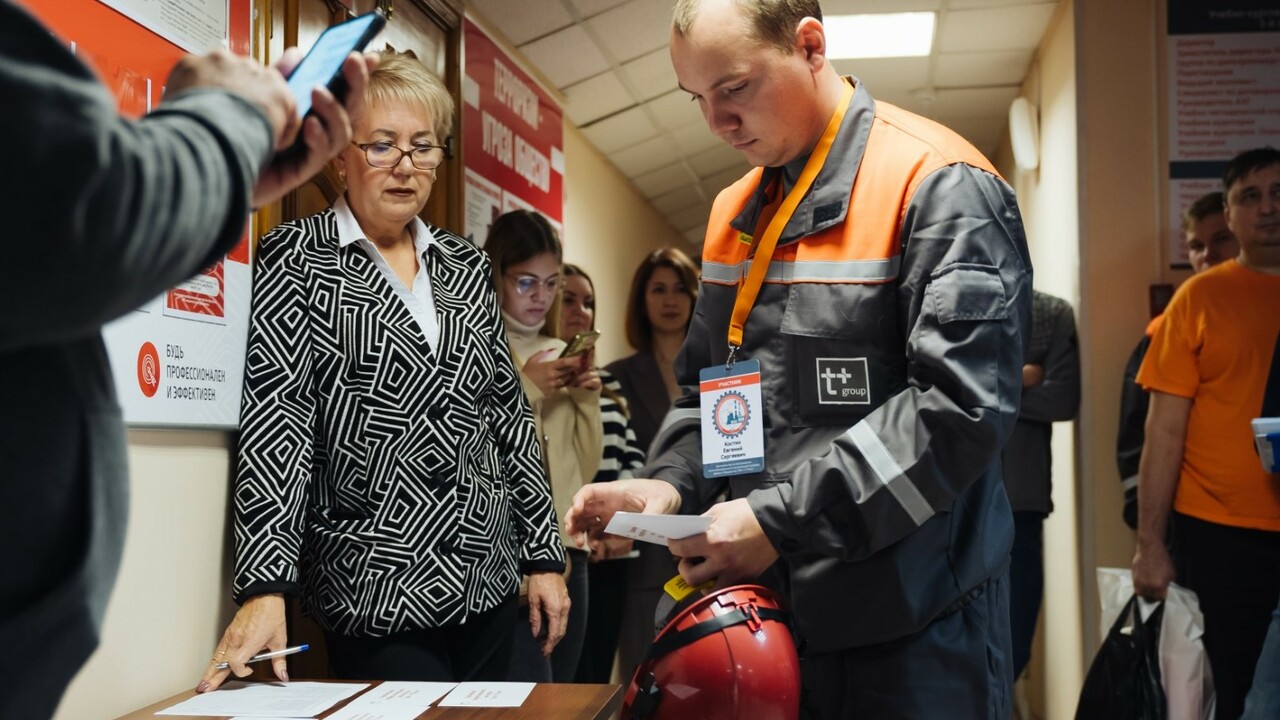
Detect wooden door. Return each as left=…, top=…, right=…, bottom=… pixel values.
left=254, top=0, right=462, bottom=682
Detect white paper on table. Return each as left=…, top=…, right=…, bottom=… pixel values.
left=437, top=682, right=535, bottom=707
left=157, top=681, right=369, bottom=717
left=322, top=704, right=422, bottom=720
left=604, top=512, right=711, bottom=545
left=323, top=681, right=458, bottom=719
left=227, top=717, right=315, bottom=720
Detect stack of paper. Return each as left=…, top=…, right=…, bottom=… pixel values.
left=158, top=681, right=368, bottom=717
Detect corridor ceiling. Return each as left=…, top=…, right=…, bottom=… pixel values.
left=468, top=0, right=1061, bottom=247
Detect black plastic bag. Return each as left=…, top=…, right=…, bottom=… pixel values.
left=1076, top=595, right=1167, bottom=720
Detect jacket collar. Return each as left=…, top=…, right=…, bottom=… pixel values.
left=729, top=77, right=875, bottom=247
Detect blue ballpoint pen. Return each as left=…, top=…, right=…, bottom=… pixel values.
left=213, top=644, right=309, bottom=670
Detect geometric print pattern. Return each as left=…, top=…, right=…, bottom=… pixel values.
left=233, top=209, right=564, bottom=637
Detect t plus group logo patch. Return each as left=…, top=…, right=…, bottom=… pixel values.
left=816, top=357, right=870, bottom=405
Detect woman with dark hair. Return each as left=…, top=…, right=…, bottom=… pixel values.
left=560, top=263, right=646, bottom=683
left=484, top=210, right=603, bottom=683
left=604, top=246, right=700, bottom=682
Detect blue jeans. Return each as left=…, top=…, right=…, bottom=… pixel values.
left=508, top=548, right=589, bottom=682
left=1242, top=596, right=1280, bottom=719
left=1009, top=511, right=1044, bottom=678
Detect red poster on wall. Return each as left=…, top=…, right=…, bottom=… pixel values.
left=462, top=17, right=565, bottom=246
left=24, top=0, right=256, bottom=428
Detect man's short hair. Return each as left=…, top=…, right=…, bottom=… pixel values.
left=673, top=0, right=823, bottom=54
left=1223, top=146, right=1280, bottom=194
left=1183, top=191, right=1224, bottom=234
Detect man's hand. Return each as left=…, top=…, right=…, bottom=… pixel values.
left=164, top=48, right=377, bottom=207
left=196, top=593, right=287, bottom=692
left=588, top=534, right=635, bottom=563
left=667, top=499, right=778, bottom=589
left=250, top=51, right=377, bottom=206
left=525, top=571, right=570, bottom=656
left=564, top=478, right=682, bottom=544
left=1132, top=539, right=1176, bottom=601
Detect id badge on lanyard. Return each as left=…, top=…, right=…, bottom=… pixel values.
left=696, top=80, right=855, bottom=479
left=699, top=359, right=765, bottom=478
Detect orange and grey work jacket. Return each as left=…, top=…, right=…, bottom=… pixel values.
left=645, top=80, right=1033, bottom=653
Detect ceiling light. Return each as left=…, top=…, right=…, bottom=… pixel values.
left=824, top=12, right=936, bottom=59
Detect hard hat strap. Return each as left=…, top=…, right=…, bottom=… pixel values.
left=641, top=606, right=790, bottom=665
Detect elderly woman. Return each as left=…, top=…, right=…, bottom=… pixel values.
left=197, top=53, right=567, bottom=690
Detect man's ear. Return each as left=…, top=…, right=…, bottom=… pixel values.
left=795, top=16, right=827, bottom=71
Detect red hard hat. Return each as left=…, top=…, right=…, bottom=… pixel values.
left=623, top=584, right=801, bottom=720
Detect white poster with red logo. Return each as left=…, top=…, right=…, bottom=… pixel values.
left=33, top=0, right=253, bottom=428
left=462, top=17, right=564, bottom=246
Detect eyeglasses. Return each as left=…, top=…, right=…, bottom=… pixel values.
left=506, top=273, right=560, bottom=297
left=353, top=140, right=448, bottom=170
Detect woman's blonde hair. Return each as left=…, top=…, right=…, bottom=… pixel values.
left=361, top=52, right=454, bottom=139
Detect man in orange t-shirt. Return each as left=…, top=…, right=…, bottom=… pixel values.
left=1133, top=146, right=1280, bottom=720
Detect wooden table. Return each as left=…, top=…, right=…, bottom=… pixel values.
left=115, top=682, right=624, bottom=720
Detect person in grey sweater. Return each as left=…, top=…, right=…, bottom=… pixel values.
left=0, top=2, right=371, bottom=717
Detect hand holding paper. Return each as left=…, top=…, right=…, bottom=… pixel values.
left=564, top=478, right=683, bottom=547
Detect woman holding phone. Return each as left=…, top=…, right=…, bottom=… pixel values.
left=198, top=54, right=567, bottom=691
left=484, top=210, right=603, bottom=683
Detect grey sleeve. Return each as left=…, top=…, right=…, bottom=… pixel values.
left=0, top=2, right=272, bottom=351
left=749, top=163, right=1033, bottom=561
left=1019, top=301, right=1081, bottom=423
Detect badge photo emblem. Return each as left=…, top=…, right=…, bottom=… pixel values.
left=713, top=391, right=750, bottom=437
left=815, top=357, right=870, bottom=405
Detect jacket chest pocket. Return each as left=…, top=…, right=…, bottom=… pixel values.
left=780, top=283, right=906, bottom=427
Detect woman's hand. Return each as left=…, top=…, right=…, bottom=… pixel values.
left=568, top=367, right=602, bottom=392
left=196, top=593, right=287, bottom=692
left=523, top=349, right=578, bottom=396
left=525, top=571, right=570, bottom=656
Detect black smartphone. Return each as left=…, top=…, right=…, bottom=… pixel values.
left=560, top=330, right=601, bottom=358
left=286, top=11, right=385, bottom=119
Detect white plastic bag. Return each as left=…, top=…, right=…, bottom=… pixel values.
left=1096, top=568, right=1216, bottom=720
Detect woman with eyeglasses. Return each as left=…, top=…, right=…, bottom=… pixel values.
left=198, top=54, right=567, bottom=691
left=483, top=210, right=603, bottom=683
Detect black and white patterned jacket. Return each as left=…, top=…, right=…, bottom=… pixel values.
left=232, top=207, right=564, bottom=637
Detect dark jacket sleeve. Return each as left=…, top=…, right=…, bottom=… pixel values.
left=1116, top=335, right=1151, bottom=529
left=1020, top=299, right=1081, bottom=424
left=748, top=164, right=1032, bottom=561
left=0, top=0, right=272, bottom=352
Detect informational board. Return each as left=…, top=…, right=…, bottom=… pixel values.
left=1165, top=0, right=1280, bottom=267
left=461, top=17, right=565, bottom=246
left=28, top=0, right=254, bottom=428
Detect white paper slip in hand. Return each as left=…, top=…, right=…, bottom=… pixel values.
left=604, top=511, right=712, bottom=546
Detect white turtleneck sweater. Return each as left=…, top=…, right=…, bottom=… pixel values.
left=502, top=311, right=603, bottom=547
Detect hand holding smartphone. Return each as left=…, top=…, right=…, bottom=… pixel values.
left=285, top=12, right=386, bottom=119
left=560, top=330, right=601, bottom=359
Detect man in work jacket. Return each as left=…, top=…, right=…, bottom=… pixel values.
left=566, top=1, right=1031, bottom=716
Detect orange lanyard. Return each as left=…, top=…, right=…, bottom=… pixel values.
left=726, top=81, right=854, bottom=363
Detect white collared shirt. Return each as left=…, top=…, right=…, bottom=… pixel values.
left=333, top=196, right=440, bottom=353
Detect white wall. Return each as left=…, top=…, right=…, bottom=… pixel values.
left=561, top=122, right=689, bottom=365
left=54, top=431, right=237, bottom=720
left=999, top=2, right=1086, bottom=718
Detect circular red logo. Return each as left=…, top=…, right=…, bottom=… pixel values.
left=137, top=342, right=160, bottom=398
